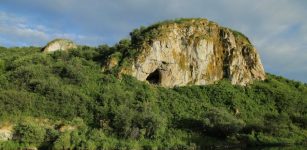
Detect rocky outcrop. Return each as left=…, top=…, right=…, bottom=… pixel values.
left=43, top=39, right=77, bottom=52
left=0, top=130, right=12, bottom=141
left=107, top=18, right=266, bottom=87
left=0, top=126, right=13, bottom=141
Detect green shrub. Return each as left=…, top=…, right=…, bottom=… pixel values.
left=53, top=132, right=71, bottom=149
left=0, top=141, right=21, bottom=150
left=291, top=115, right=307, bottom=129
left=14, top=123, right=46, bottom=146
left=202, top=108, right=245, bottom=138
left=45, top=128, right=59, bottom=144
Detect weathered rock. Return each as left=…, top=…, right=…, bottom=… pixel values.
left=24, top=147, right=38, bottom=150
left=58, top=125, right=76, bottom=132
left=107, top=18, right=266, bottom=87
left=0, top=129, right=13, bottom=141
left=43, top=39, right=77, bottom=52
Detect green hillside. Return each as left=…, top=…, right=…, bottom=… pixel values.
left=0, top=43, right=306, bottom=149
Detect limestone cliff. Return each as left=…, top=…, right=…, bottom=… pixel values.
left=107, top=18, right=266, bottom=87
left=43, top=39, right=77, bottom=52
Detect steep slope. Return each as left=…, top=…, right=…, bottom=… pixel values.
left=108, top=19, right=265, bottom=87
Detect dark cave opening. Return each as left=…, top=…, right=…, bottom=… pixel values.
left=146, top=69, right=161, bottom=84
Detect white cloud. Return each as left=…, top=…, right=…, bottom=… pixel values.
left=0, top=11, right=104, bottom=46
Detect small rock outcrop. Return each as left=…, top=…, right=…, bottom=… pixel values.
left=0, top=130, right=12, bottom=141
left=106, top=18, right=266, bottom=87
left=0, top=126, right=12, bottom=141
left=43, top=39, right=77, bottom=52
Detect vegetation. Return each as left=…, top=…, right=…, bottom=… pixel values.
left=0, top=44, right=306, bottom=149
left=0, top=19, right=306, bottom=149
left=129, top=18, right=213, bottom=49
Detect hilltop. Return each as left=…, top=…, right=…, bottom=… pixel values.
left=0, top=18, right=306, bottom=149
left=105, top=18, right=265, bottom=87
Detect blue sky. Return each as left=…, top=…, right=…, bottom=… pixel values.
left=0, top=0, right=306, bottom=82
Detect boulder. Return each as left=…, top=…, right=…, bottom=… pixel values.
left=43, top=39, right=77, bottom=52
left=0, top=129, right=12, bottom=141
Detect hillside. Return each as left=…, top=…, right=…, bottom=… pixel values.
left=0, top=19, right=306, bottom=149
left=105, top=18, right=265, bottom=87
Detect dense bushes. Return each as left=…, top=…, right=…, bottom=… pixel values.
left=202, top=108, right=245, bottom=138
left=0, top=46, right=306, bottom=149
left=14, top=123, right=46, bottom=146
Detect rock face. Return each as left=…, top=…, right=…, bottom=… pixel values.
left=43, top=39, right=77, bottom=52
left=109, top=19, right=266, bottom=87
left=0, top=130, right=12, bottom=141
left=0, top=128, right=12, bottom=141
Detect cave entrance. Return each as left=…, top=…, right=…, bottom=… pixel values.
left=146, top=69, right=161, bottom=84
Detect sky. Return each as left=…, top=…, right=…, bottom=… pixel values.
left=0, top=0, right=306, bottom=83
